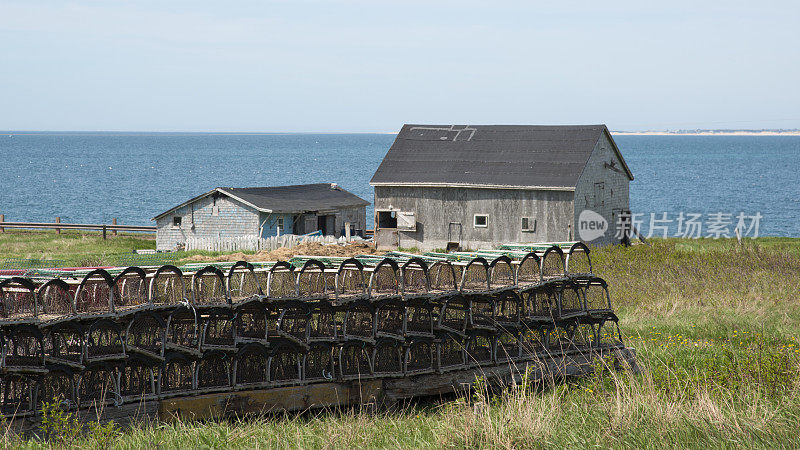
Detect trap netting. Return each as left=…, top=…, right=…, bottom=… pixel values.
left=227, top=262, right=262, bottom=302
left=0, top=243, right=629, bottom=418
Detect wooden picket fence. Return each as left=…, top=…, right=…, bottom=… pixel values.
left=184, top=234, right=358, bottom=252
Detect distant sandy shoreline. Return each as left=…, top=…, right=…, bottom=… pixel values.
left=612, top=131, right=800, bottom=136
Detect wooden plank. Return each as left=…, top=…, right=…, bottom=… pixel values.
left=4, top=346, right=639, bottom=432
left=158, top=380, right=384, bottom=421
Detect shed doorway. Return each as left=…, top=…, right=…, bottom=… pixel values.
left=317, top=215, right=334, bottom=236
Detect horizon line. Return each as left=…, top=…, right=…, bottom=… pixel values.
left=0, top=130, right=400, bottom=136
left=2, top=128, right=799, bottom=136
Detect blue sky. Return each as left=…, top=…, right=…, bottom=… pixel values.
left=1, top=1, right=798, bottom=132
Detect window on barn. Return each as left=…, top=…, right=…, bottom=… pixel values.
left=474, top=214, right=488, bottom=228
left=522, top=217, right=535, bottom=232
left=277, top=217, right=284, bottom=233
left=172, top=216, right=182, bottom=228
left=377, top=211, right=397, bottom=229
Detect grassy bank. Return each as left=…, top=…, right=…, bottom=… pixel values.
left=0, top=231, right=266, bottom=268
left=0, top=230, right=156, bottom=267
left=4, top=238, right=800, bottom=448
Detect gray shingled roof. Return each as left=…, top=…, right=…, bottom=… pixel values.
left=370, top=124, right=632, bottom=189
left=153, top=183, right=369, bottom=220
left=220, top=184, right=369, bottom=212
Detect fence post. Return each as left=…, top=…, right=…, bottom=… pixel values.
left=102, top=224, right=107, bottom=240
left=55, top=216, right=61, bottom=234
left=112, top=218, right=117, bottom=236
left=345, top=222, right=351, bottom=240
left=0, top=214, right=4, bottom=233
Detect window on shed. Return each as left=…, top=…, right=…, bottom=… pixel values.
left=522, top=217, right=536, bottom=232
left=277, top=217, right=284, bottom=232
left=172, top=216, right=182, bottom=227
left=474, top=214, right=488, bottom=228
left=377, top=211, right=397, bottom=229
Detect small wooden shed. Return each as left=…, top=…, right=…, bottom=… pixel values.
left=153, top=183, right=369, bottom=251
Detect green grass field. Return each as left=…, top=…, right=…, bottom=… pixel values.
left=0, top=230, right=258, bottom=267
left=3, top=236, right=800, bottom=448
left=0, top=230, right=156, bottom=267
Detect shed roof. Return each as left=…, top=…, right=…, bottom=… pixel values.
left=153, top=183, right=369, bottom=220
left=370, top=124, right=633, bottom=190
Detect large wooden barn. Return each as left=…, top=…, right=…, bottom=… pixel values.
left=370, top=124, right=633, bottom=250
left=153, top=183, right=369, bottom=251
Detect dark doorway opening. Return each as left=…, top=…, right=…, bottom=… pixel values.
left=318, top=215, right=332, bottom=235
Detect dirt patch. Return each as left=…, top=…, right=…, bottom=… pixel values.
left=180, top=241, right=382, bottom=263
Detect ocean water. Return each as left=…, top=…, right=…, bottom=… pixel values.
left=0, top=133, right=798, bottom=237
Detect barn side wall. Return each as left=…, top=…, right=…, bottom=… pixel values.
left=373, top=186, right=574, bottom=251
left=573, top=132, right=631, bottom=246
left=155, top=196, right=260, bottom=251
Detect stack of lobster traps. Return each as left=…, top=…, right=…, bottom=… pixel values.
left=0, top=241, right=626, bottom=419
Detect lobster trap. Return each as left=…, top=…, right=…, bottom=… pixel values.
left=43, top=321, right=84, bottom=369
left=78, top=361, right=121, bottom=407
left=0, top=242, right=637, bottom=421
left=113, top=267, right=149, bottom=314
left=195, top=350, right=233, bottom=393
left=120, top=356, right=158, bottom=403
left=0, top=277, right=39, bottom=321
left=304, top=342, right=335, bottom=383
left=74, top=270, right=115, bottom=317
left=227, top=261, right=262, bottom=302
left=338, top=340, right=374, bottom=380
left=234, top=343, right=269, bottom=389
left=159, top=352, right=196, bottom=396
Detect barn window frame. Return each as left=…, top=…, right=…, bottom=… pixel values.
left=377, top=210, right=398, bottom=229
left=172, top=216, right=182, bottom=228
left=473, top=214, right=489, bottom=228
left=521, top=217, right=536, bottom=232
left=277, top=217, right=284, bottom=233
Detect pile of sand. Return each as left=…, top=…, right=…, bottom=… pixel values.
left=180, top=241, right=382, bottom=263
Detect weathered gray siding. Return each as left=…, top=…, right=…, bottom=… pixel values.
left=156, top=196, right=259, bottom=251
left=334, top=207, right=367, bottom=237
left=290, top=207, right=366, bottom=237
left=573, top=132, right=631, bottom=246
left=373, top=186, right=574, bottom=251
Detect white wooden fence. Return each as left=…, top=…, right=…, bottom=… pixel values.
left=184, top=234, right=360, bottom=252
